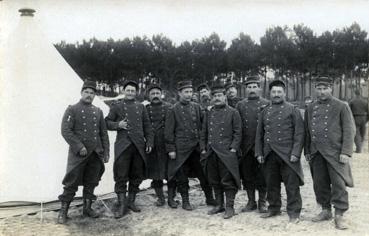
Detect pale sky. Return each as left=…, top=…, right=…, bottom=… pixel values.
left=1, top=0, right=369, bottom=46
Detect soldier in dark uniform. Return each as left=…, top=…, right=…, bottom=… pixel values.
left=236, top=76, right=269, bottom=213
left=105, top=80, right=154, bottom=218
left=200, top=84, right=242, bottom=219
left=165, top=80, right=216, bottom=211
left=57, top=80, right=110, bottom=224
left=255, top=80, right=304, bottom=223
left=305, top=77, right=356, bottom=230
left=146, top=83, right=178, bottom=208
left=225, top=82, right=242, bottom=108
left=197, top=83, right=212, bottom=112
left=349, top=89, right=368, bottom=153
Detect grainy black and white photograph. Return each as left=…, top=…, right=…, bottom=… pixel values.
left=0, top=0, right=368, bottom=235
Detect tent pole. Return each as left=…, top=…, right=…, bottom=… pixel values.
left=97, top=197, right=113, bottom=216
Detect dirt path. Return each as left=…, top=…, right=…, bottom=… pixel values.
left=1, top=152, right=368, bottom=236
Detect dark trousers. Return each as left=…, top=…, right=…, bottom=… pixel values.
left=207, top=152, right=237, bottom=191
left=354, top=115, right=367, bottom=152
left=151, top=179, right=176, bottom=189
left=114, top=144, right=145, bottom=194
left=59, top=152, right=103, bottom=202
left=264, top=151, right=302, bottom=217
left=175, top=149, right=210, bottom=193
left=310, top=152, right=349, bottom=212
left=239, top=149, right=266, bottom=191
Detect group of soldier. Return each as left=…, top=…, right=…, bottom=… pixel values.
left=56, top=75, right=363, bottom=230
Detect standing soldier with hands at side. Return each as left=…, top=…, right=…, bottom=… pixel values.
left=200, top=84, right=242, bottom=219
left=255, top=80, right=305, bottom=223
left=165, top=80, right=216, bottom=211
left=305, top=77, right=356, bottom=230
left=57, top=80, right=110, bottom=224
left=146, top=83, right=178, bottom=208
left=236, top=76, right=269, bottom=214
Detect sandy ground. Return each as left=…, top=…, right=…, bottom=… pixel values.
left=1, top=150, right=368, bottom=236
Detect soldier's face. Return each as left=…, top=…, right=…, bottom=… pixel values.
left=212, top=92, right=226, bottom=106
left=124, top=85, right=137, bottom=100
left=179, top=88, right=193, bottom=102
left=226, top=87, right=237, bottom=98
left=246, top=83, right=261, bottom=98
left=149, top=88, right=162, bottom=103
left=80, top=88, right=96, bottom=104
left=270, top=86, right=286, bottom=103
left=315, top=85, right=332, bottom=101
left=199, top=88, right=210, bottom=100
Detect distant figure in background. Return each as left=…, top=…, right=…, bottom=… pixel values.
left=191, top=92, right=200, bottom=103
left=146, top=84, right=178, bottom=208
left=197, top=83, right=212, bottom=112
left=236, top=76, right=269, bottom=214
left=225, top=82, right=242, bottom=108
left=349, top=89, right=368, bottom=153
left=105, top=80, right=154, bottom=218
left=304, top=96, right=313, bottom=108
left=58, top=81, right=110, bottom=224
left=305, top=77, right=355, bottom=230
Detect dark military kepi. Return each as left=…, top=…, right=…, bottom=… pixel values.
left=201, top=84, right=242, bottom=219
left=58, top=80, right=110, bottom=224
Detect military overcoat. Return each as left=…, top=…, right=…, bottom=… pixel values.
left=255, top=101, right=305, bottom=185
left=305, top=97, right=355, bottom=187
left=164, top=101, right=203, bottom=181
left=105, top=99, right=154, bottom=166
left=61, top=100, right=109, bottom=185
left=146, top=101, right=172, bottom=180
left=200, top=105, right=242, bottom=188
left=236, top=97, right=269, bottom=155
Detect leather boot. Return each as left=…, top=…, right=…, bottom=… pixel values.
left=115, top=193, right=128, bottom=219
left=334, top=209, right=348, bottom=230
left=202, top=185, right=217, bottom=206
left=241, top=189, right=257, bottom=212
left=83, top=199, right=99, bottom=218
left=154, top=187, right=165, bottom=207
left=208, top=189, right=225, bottom=215
left=223, top=190, right=236, bottom=219
left=180, top=190, right=193, bottom=211
left=128, top=192, right=141, bottom=212
left=257, top=190, right=268, bottom=213
left=312, top=208, right=332, bottom=222
left=57, top=201, right=70, bottom=224
left=167, top=187, right=179, bottom=209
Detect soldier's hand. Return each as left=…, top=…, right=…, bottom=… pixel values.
left=103, top=155, right=109, bottom=163
left=257, top=155, right=265, bottom=164
left=168, top=152, right=176, bottom=160
left=290, top=155, right=299, bottom=163
left=230, top=148, right=237, bottom=153
left=79, top=147, right=87, bottom=156
left=201, top=149, right=207, bottom=155
left=146, top=146, right=152, bottom=154
left=339, top=154, right=350, bottom=164
left=305, top=154, right=312, bottom=162
left=118, top=120, right=128, bottom=129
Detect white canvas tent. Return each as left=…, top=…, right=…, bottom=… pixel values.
left=0, top=8, right=115, bottom=204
